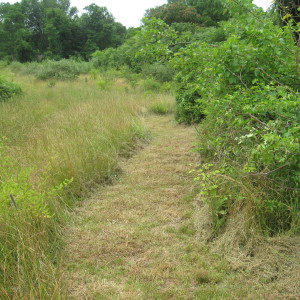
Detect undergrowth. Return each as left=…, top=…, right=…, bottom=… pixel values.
left=194, top=85, right=300, bottom=236
left=9, top=59, right=92, bottom=81
left=0, top=76, right=22, bottom=101
left=0, top=141, right=67, bottom=298
left=170, top=6, right=300, bottom=236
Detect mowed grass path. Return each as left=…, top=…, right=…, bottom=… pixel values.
left=63, top=115, right=229, bottom=299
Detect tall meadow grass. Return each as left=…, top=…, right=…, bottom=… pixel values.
left=0, top=69, right=174, bottom=298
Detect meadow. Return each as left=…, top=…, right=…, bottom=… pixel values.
left=1, top=0, right=300, bottom=298
left=0, top=67, right=174, bottom=299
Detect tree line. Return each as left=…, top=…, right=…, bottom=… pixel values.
left=0, top=0, right=126, bottom=61
left=0, top=0, right=235, bottom=62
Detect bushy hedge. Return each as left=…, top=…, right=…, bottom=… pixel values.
left=142, top=63, right=175, bottom=83
left=171, top=9, right=300, bottom=234
left=91, top=37, right=143, bottom=72
left=171, top=10, right=298, bottom=124
left=196, top=85, right=300, bottom=234
left=34, top=59, right=81, bottom=81
left=15, top=60, right=92, bottom=81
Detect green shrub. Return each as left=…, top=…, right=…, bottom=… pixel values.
left=142, top=63, right=175, bottom=83
left=21, top=62, right=40, bottom=76
left=118, top=67, right=143, bottom=87
left=35, top=60, right=81, bottom=81
left=0, top=60, right=9, bottom=68
left=91, top=39, right=143, bottom=73
left=9, top=61, right=24, bottom=73
left=141, top=77, right=161, bottom=92
left=90, top=68, right=99, bottom=79
left=171, top=11, right=297, bottom=124
left=193, top=26, right=226, bottom=43
left=175, top=86, right=205, bottom=124
left=0, top=76, right=22, bottom=101
left=195, top=85, right=300, bottom=234
left=150, top=102, right=170, bottom=115
left=97, top=79, right=112, bottom=90
left=170, top=8, right=300, bottom=235
left=76, top=61, right=93, bottom=74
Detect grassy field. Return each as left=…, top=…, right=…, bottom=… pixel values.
left=2, top=68, right=298, bottom=299
left=0, top=69, right=174, bottom=299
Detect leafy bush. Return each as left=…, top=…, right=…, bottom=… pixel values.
left=20, top=62, right=40, bottom=76
left=150, top=102, right=170, bottom=115
left=0, top=60, right=9, bottom=68
left=97, top=78, right=112, bottom=90
left=90, top=68, right=100, bottom=79
left=91, top=36, right=143, bottom=72
left=118, top=67, right=143, bottom=87
left=169, top=6, right=300, bottom=234
left=171, top=42, right=212, bottom=124
left=192, top=26, right=226, bottom=43
left=175, top=86, right=205, bottom=124
left=9, top=61, right=24, bottom=73
left=0, top=76, right=22, bottom=101
left=35, top=59, right=81, bottom=81
left=20, top=60, right=92, bottom=80
left=76, top=61, right=93, bottom=74
left=195, top=85, right=300, bottom=234
left=171, top=10, right=298, bottom=124
left=141, top=77, right=161, bottom=92
left=142, top=63, right=175, bottom=83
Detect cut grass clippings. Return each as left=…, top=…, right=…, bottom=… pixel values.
left=62, top=115, right=246, bottom=299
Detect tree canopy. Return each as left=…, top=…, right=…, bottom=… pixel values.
left=145, top=0, right=229, bottom=26
left=0, top=0, right=126, bottom=61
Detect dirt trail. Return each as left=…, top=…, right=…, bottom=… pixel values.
left=62, top=114, right=209, bottom=299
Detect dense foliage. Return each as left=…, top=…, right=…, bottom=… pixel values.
left=0, top=76, right=22, bottom=101
left=173, top=2, right=300, bottom=234
left=96, top=0, right=299, bottom=235
left=0, top=0, right=126, bottom=61
left=145, top=0, right=229, bottom=26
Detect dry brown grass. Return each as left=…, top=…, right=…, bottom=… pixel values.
left=63, top=115, right=230, bottom=299
left=195, top=199, right=300, bottom=299
left=0, top=70, right=177, bottom=299
left=62, top=114, right=299, bottom=299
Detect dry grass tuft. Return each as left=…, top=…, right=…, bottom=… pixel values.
left=195, top=199, right=300, bottom=299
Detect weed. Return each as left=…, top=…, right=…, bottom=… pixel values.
left=90, top=68, right=99, bottom=79
left=97, top=79, right=112, bottom=90
left=0, top=76, right=22, bottom=101
left=47, top=79, right=56, bottom=87
left=150, top=102, right=170, bottom=115
left=141, top=77, right=161, bottom=92
left=195, top=270, right=213, bottom=284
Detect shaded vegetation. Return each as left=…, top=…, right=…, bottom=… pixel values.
left=0, top=0, right=126, bottom=61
